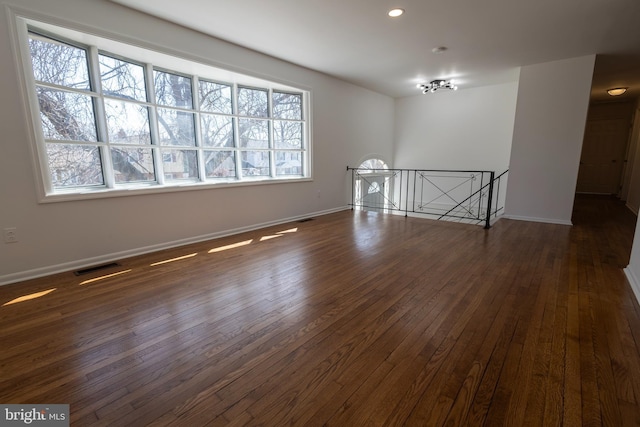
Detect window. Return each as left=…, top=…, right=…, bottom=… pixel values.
left=359, top=158, right=388, bottom=171
left=20, top=21, right=310, bottom=201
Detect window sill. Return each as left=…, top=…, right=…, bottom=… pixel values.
left=39, top=176, right=313, bottom=203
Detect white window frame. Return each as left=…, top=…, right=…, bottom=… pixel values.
left=11, top=14, right=312, bottom=203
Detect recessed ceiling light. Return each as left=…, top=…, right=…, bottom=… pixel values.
left=431, top=46, right=448, bottom=54
left=607, top=87, right=628, bottom=96
left=388, top=8, right=404, bottom=17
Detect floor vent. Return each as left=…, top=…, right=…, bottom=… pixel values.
left=298, top=218, right=314, bottom=223
left=74, top=262, right=121, bottom=276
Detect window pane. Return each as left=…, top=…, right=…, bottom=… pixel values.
left=162, top=149, right=198, bottom=180
left=29, top=34, right=90, bottom=90
left=201, top=114, right=234, bottom=147
left=104, top=100, right=151, bottom=144
left=273, top=121, right=302, bottom=149
left=238, top=118, right=269, bottom=148
left=157, top=108, right=196, bottom=146
left=154, top=70, right=192, bottom=108
left=275, top=151, right=302, bottom=176
left=111, top=147, right=155, bottom=183
left=99, top=55, right=146, bottom=102
left=46, top=143, right=103, bottom=187
left=199, top=80, right=232, bottom=114
left=37, top=88, right=97, bottom=141
left=204, top=150, right=235, bottom=178
left=241, top=151, right=270, bottom=177
left=237, top=87, right=267, bottom=117
left=272, top=92, right=302, bottom=120
left=360, top=159, right=388, bottom=170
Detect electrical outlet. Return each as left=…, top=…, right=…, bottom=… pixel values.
left=3, top=228, right=17, bottom=244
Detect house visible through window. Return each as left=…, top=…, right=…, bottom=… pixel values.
left=20, top=21, right=310, bottom=200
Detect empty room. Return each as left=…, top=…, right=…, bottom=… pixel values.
left=2, top=0, right=640, bottom=425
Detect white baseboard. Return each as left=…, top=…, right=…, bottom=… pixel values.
left=624, top=267, right=640, bottom=307
left=501, top=214, right=572, bottom=226
left=0, top=206, right=349, bottom=287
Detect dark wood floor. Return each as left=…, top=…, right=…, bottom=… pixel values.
left=1, top=194, right=639, bottom=426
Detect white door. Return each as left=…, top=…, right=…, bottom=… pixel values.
left=361, top=175, right=387, bottom=212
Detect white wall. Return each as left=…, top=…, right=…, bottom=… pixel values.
left=624, top=98, right=640, bottom=213
left=392, top=82, right=519, bottom=215
left=504, top=55, right=596, bottom=224
left=625, top=224, right=640, bottom=304
left=394, top=81, right=519, bottom=172
left=0, top=0, right=394, bottom=284
left=624, top=100, right=640, bottom=304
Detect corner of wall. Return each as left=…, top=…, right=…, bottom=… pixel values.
left=504, top=55, right=595, bottom=223
left=624, top=266, right=640, bottom=307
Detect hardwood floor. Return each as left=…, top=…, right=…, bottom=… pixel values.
left=1, top=194, right=639, bottom=426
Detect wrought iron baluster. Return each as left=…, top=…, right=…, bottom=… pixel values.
left=484, top=171, right=495, bottom=229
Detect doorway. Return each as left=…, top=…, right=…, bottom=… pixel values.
left=576, top=101, right=634, bottom=195
left=354, top=158, right=391, bottom=213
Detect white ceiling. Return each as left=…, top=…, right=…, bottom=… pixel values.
left=112, top=0, right=640, bottom=101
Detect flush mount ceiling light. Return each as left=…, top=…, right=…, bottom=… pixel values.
left=388, top=8, right=404, bottom=17
left=607, top=87, right=628, bottom=96
left=417, top=79, right=458, bottom=94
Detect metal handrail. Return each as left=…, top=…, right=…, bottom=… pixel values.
left=347, top=167, right=509, bottom=229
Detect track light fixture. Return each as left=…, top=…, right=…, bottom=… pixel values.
left=417, top=79, right=458, bottom=94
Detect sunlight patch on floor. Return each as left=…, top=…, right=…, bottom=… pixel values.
left=2, top=288, right=57, bottom=306
left=150, top=253, right=198, bottom=266
left=79, top=269, right=132, bottom=285
left=208, top=239, right=253, bottom=253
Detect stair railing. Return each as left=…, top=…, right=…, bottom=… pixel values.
left=347, top=167, right=508, bottom=229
